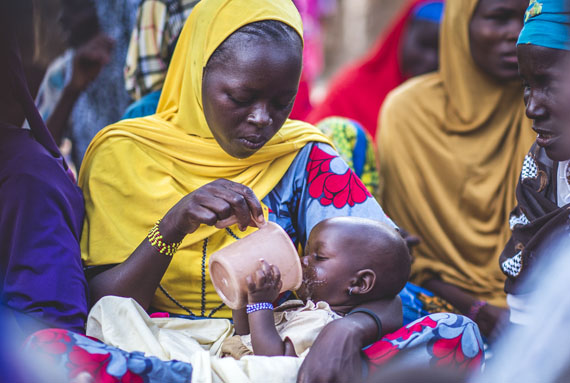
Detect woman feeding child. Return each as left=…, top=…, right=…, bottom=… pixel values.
left=25, top=0, right=484, bottom=380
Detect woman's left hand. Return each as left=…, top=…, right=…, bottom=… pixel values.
left=297, top=297, right=401, bottom=383
left=297, top=317, right=367, bottom=383
left=475, top=303, right=508, bottom=340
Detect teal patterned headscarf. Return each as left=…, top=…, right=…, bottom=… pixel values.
left=517, top=0, right=570, bottom=51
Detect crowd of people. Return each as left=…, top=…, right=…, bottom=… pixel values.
left=1, top=0, right=569, bottom=381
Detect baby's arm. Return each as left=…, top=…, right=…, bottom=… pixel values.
left=246, top=259, right=296, bottom=356
left=232, top=308, right=249, bottom=335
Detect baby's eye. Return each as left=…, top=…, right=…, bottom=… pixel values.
left=314, top=253, right=327, bottom=261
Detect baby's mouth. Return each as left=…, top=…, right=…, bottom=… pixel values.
left=298, top=267, right=326, bottom=301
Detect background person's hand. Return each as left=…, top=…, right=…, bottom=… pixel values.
left=475, top=303, right=508, bottom=340
left=69, top=33, right=114, bottom=92
left=246, top=259, right=282, bottom=304
left=159, top=179, right=266, bottom=243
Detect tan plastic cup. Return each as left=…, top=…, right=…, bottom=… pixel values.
left=209, top=222, right=302, bottom=310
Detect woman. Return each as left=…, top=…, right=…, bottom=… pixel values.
left=0, top=2, right=87, bottom=337
left=500, top=0, right=570, bottom=326
left=79, top=4, right=394, bottom=320
left=80, top=0, right=400, bottom=379
left=377, top=0, right=534, bottom=338
left=26, top=1, right=483, bottom=381
left=307, top=0, right=444, bottom=137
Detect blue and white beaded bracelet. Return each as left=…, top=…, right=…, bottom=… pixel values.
left=246, top=302, right=274, bottom=314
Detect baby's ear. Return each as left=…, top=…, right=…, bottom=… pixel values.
left=353, top=269, right=376, bottom=295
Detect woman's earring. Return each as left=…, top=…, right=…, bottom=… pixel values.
left=348, top=287, right=354, bottom=296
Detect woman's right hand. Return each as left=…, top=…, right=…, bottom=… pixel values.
left=70, top=33, right=114, bottom=92
left=475, top=303, right=508, bottom=340
left=159, top=179, right=266, bottom=243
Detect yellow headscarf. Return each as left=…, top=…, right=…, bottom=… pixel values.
left=79, top=0, right=331, bottom=318
left=377, top=0, right=535, bottom=307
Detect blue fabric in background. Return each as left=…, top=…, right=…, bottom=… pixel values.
left=518, top=0, right=570, bottom=51
left=122, top=90, right=162, bottom=120
left=412, top=1, right=444, bottom=24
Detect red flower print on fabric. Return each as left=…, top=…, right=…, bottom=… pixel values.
left=364, top=316, right=439, bottom=372
left=28, top=329, right=72, bottom=355
left=306, top=144, right=372, bottom=208
left=432, top=335, right=483, bottom=370
left=67, top=345, right=112, bottom=382
left=364, top=340, right=400, bottom=372
left=67, top=345, right=144, bottom=383
left=384, top=315, right=438, bottom=341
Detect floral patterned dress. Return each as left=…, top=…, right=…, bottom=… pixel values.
left=23, top=312, right=483, bottom=382
left=20, top=142, right=483, bottom=382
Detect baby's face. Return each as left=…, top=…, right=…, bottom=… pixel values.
left=296, top=222, right=355, bottom=305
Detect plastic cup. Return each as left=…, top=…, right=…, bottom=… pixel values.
left=209, top=222, right=302, bottom=310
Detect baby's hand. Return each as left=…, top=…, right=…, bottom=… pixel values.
left=246, top=259, right=283, bottom=304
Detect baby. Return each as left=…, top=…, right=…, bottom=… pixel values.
left=225, top=216, right=411, bottom=358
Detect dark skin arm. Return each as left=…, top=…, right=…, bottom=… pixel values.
left=88, top=179, right=266, bottom=308
left=423, top=279, right=507, bottom=339
left=232, top=308, right=249, bottom=336
left=46, top=33, right=113, bottom=145
left=238, top=259, right=295, bottom=356
left=297, top=296, right=401, bottom=383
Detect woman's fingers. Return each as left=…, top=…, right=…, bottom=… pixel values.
left=222, top=181, right=265, bottom=226
left=164, top=179, right=264, bottom=239
left=214, top=215, right=239, bottom=229
left=204, top=180, right=263, bottom=230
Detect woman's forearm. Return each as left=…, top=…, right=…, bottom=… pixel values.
left=46, top=85, right=81, bottom=145
left=423, top=279, right=476, bottom=314
left=88, top=239, right=173, bottom=309
left=353, top=296, right=403, bottom=337
left=423, top=279, right=508, bottom=338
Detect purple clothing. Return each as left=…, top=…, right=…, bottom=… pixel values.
left=0, top=127, right=88, bottom=334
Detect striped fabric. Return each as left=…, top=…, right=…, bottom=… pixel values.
left=124, top=0, right=199, bottom=100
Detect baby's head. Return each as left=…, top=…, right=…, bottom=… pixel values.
left=296, top=217, right=411, bottom=310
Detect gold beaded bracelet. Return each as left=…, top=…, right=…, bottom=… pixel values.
left=147, top=220, right=182, bottom=257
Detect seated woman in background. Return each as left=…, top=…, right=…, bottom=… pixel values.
left=500, top=0, right=570, bottom=326
left=377, top=0, right=534, bottom=339
left=0, top=1, right=87, bottom=338
left=307, top=0, right=444, bottom=138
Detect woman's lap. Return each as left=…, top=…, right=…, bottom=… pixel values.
left=23, top=312, right=482, bottom=382
left=24, top=329, right=193, bottom=382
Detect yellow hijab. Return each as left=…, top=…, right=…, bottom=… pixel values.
left=79, top=0, right=331, bottom=318
left=377, top=0, right=535, bottom=307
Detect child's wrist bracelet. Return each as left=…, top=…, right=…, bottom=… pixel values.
left=246, top=302, right=274, bottom=314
